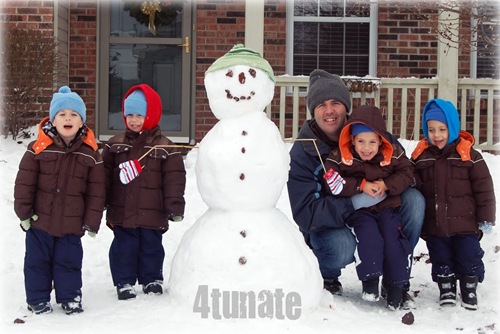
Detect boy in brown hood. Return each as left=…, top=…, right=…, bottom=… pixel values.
left=324, top=105, right=414, bottom=310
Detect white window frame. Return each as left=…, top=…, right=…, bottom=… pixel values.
left=285, top=0, right=378, bottom=77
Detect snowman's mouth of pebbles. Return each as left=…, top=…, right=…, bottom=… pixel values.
left=225, top=89, right=255, bottom=102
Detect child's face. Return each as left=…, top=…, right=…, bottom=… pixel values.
left=352, top=132, right=382, bottom=161
left=427, top=120, right=449, bottom=149
left=126, top=114, right=145, bottom=133
left=52, top=109, right=83, bottom=143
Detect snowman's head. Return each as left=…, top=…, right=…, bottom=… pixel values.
left=204, top=44, right=275, bottom=120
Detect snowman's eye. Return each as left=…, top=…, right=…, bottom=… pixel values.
left=226, top=70, right=233, bottom=77
left=249, top=69, right=256, bottom=78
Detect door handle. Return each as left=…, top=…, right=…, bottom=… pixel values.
left=177, top=37, right=190, bottom=54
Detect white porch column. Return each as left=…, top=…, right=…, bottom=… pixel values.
left=245, top=0, right=264, bottom=55
left=437, top=1, right=460, bottom=105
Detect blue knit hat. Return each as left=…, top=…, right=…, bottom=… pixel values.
left=124, top=90, right=147, bottom=117
left=424, top=107, right=447, bottom=126
left=49, top=86, right=86, bottom=123
left=422, top=98, right=460, bottom=145
left=351, top=123, right=375, bottom=136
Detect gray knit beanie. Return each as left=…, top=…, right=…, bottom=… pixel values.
left=307, top=69, right=351, bottom=116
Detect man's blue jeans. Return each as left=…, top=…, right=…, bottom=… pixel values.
left=309, top=187, right=425, bottom=279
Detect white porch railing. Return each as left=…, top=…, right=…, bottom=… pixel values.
left=266, top=76, right=500, bottom=152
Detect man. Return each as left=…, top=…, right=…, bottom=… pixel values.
left=287, top=69, right=424, bottom=308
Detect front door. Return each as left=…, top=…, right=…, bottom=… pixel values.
left=98, top=0, right=192, bottom=143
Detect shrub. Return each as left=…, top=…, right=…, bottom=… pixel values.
left=2, top=27, right=58, bottom=139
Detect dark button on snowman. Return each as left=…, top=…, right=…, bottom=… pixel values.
left=169, top=44, right=322, bottom=315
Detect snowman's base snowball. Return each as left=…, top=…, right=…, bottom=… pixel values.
left=168, top=208, right=323, bottom=314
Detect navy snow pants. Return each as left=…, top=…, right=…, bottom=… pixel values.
left=425, top=234, right=485, bottom=282
left=347, top=208, right=411, bottom=288
left=24, top=227, right=83, bottom=305
left=109, top=226, right=165, bottom=287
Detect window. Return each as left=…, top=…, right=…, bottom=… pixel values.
left=472, top=1, right=499, bottom=79
left=287, top=0, right=377, bottom=77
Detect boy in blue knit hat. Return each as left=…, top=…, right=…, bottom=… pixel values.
left=411, top=98, right=496, bottom=310
left=14, top=86, right=105, bottom=315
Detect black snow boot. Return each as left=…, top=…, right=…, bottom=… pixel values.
left=143, top=281, right=163, bottom=295
left=117, top=283, right=137, bottom=300
left=386, top=286, right=403, bottom=311
left=382, top=281, right=415, bottom=309
left=361, top=277, right=380, bottom=301
left=437, top=274, right=457, bottom=306
left=459, top=275, right=478, bottom=311
left=324, top=278, right=343, bottom=296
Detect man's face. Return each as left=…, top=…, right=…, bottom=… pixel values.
left=313, top=99, right=347, bottom=141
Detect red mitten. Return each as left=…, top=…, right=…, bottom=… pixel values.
left=119, top=159, right=143, bottom=184
left=323, top=168, right=346, bottom=195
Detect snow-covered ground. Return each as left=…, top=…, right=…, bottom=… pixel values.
left=1, top=134, right=498, bottom=334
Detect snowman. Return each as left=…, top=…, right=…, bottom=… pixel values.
left=168, top=44, right=322, bottom=317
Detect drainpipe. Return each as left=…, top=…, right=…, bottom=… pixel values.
left=437, top=0, right=459, bottom=105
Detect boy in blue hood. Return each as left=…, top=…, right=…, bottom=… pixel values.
left=411, top=98, right=496, bottom=310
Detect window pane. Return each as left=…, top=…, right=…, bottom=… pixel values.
left=319, top=23, right=344, bottom=54
left=345, top=22, right=370, bottom=54
left=345, top=55, right=369, bottom=75
left=293, top=55, right=318, bottom=75
left=345, top=0, right=371, bottom=17
left=110, top=0, right=183, bottom=38
left=318, top=55, right=344, bottom=75
left=319, top=0, right=344, bottom=17
left=294, top=22, right=318, bottom=54
left=294, top=0, right=318, bottom=16
left=477, top=23, right=499, bottom=79
left=108, top=44, right=182, bottom=131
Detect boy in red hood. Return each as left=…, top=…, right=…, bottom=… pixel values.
left=102, top=84, right=186, bottom=300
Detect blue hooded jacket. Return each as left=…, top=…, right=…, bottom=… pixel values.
left=422, top=98, right=460, bottom=145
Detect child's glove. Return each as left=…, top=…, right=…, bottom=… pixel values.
left=169, top=215, right=184, bottom=222
left=478, top=221, right=493, bottom=234
left=82, top=225, right=97, bottom=238
left=323, top=168, right=346, bottom=195
left=20, top=214, right=38, bottom=232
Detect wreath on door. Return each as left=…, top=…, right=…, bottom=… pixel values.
left=123, top=1, right=182, bottom=35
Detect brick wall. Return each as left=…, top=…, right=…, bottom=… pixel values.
left=193, top=0, right=287, bottom=142
left=2, top=1, right=56, bottom=120
left=70, top=1, right=98, bottom=131
left=378, top=1, right=472, bottom=79
left=378, top=4, right=439, bottom=78
left=2, top=1, right=99, bottom=131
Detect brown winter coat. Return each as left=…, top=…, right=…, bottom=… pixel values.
left=14, top=117, right=105, bottom=237
left=324, top=105, right=414, bottom=211
left=102, top=126, right=186, bottom=231
left=411, top=131, right=496, bottom=238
